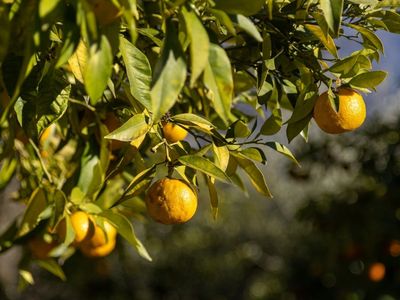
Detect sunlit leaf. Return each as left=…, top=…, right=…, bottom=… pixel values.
left=100, top=211, right=152, bottom=261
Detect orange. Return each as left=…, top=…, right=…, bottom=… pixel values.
left=27, top=237, right=57, bottom=259
left=88, top=0, right=122, bottom=26
left=57, top=211, right=95, bottom=244
left=313, top=88, right=366, bottom=134
left=389, top=240, right=400, bottom=257
left=39, top=124, right=54, bottom=146
left=80, top=221, right=117, bottom=257
left=104, top=112, right=125, bottom=151
left=146, top=178, right=197, bottom=224
left=162, top=122, right=188, bottom=143
left=368, top=262, right=385, bottom=282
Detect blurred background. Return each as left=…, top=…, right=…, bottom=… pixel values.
left=1, top=32, right=400, bottom=300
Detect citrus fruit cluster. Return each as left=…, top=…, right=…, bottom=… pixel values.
left=28, top=211, right=117, bottom=259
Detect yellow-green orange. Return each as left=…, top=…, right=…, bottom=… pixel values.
left=162, top=122, right=188, bottom=143
left=313, top=88, right=366, bottom=134
left=146, top=178, right=197, bottom=225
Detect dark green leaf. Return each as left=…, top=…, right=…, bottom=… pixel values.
left=203, top=44, right=234, bottom=125
left=206, top=176, right=218, bottom=220
left=349, top=71, right=387, bottom=91
left=265, top=142, right=299, bottom=166
left=179, top=155, right=231, bottom=183
left=18, top=188, right=47, bottom=237
left=151, top=21, right=186, bottom=122
left=232, top=153, right=272, bottom=197
left=36, top=259, right=66, bottom=281
left=120, top=37, right=152, bottom=111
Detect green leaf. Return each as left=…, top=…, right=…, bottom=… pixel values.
left=348, top=24, right=384, bottom=53
left=55, top=23, right=80, bottom=68
left=265, top=142, right=300, bottom=166
left=104, top=113, right=149, bottom=142
left=181, top=6, right=210, bottom=86
left=240, top=148, right=267, bottom=164
left=151, top=21, right=187, bottom=122
left=214, top=0, right=264, bottom=16
left=286, top=114, right=312, bottom=143
left=212, top=144, right=230, bottom=171
left=79, top=202, right=103, bottom=214
left=178, top=155, right=231, bottom=183
left=36, top=259, right=66, bottom=281
left=0, top=157, right=17, bottom=190
left=114, top=166, right=156, bottom=207
left=18, top=188, right=47, bottom=237
left=120, top=37, right=152, bottom=111
left=39, top=0, right=61, bottom=19
left=77, top=142, right=104, bottom=198
left=70, top=187, right=86, bottom=205
left=206, top=176, right=218, bottom=220
left=305, top=24, right=338, bottom=58
left=320, top=0, right=344, bottom=37
left=232, top=153, right=272, bottom=197
left=172, top=113, right=215, bottom=132
left=100, top=211, right=152, bottom=261
left=232, top=120, right=251, bottom=137
left=60, top=214, right=76, bottom=246
left=210, top=9, right=236, bottom=35
left=35, top=72, right=71, bottom=137
left=203, top=44, right=234, bottom=125
left=260, top=80, right=282, bottom=135
left=348, top=71, right=387, bottom=91
left=68, top=40, right=87, bottom=83
left=84, top=36, right=113, bottom=104
left=231, top=14, right=262, bottom=42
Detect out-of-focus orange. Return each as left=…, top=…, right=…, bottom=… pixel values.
left=368, top=262, right=385, bottom=282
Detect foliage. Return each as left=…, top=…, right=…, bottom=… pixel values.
left=0, top=0, right=400, bottom=283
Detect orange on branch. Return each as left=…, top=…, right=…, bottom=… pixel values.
left=88, top=0, right=122, bottom=26
left=57, top=211, right=95, bottom=244
left=313, top=88, right=366, bottom=134
left=162, top=122, right=188, bottom=143
left=80, top=221, right=117, bottom=257
left=27, top=237, right=57, bottom=260
left=146, top=178, right=197, bottom=225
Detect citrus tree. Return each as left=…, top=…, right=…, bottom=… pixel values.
left=0, top=0, right=400, bottom=283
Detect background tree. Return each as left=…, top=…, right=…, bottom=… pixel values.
left=0, top=0, right=400, bottom=284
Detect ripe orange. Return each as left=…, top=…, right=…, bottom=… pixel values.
left=162, top=122, right=188, bottom=143
left=57, top=211, right=95, bottom=244
left=146, top=178, right=197, bottom=224
left=368, top=262, right=385, bottom=282
left=27, top=237, right=57, bottom=259
left=313, top=88, right=366, bottom=134
left=80, top=220, right=117, bottom=257
left=88, top=0, right=122, bottom=26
